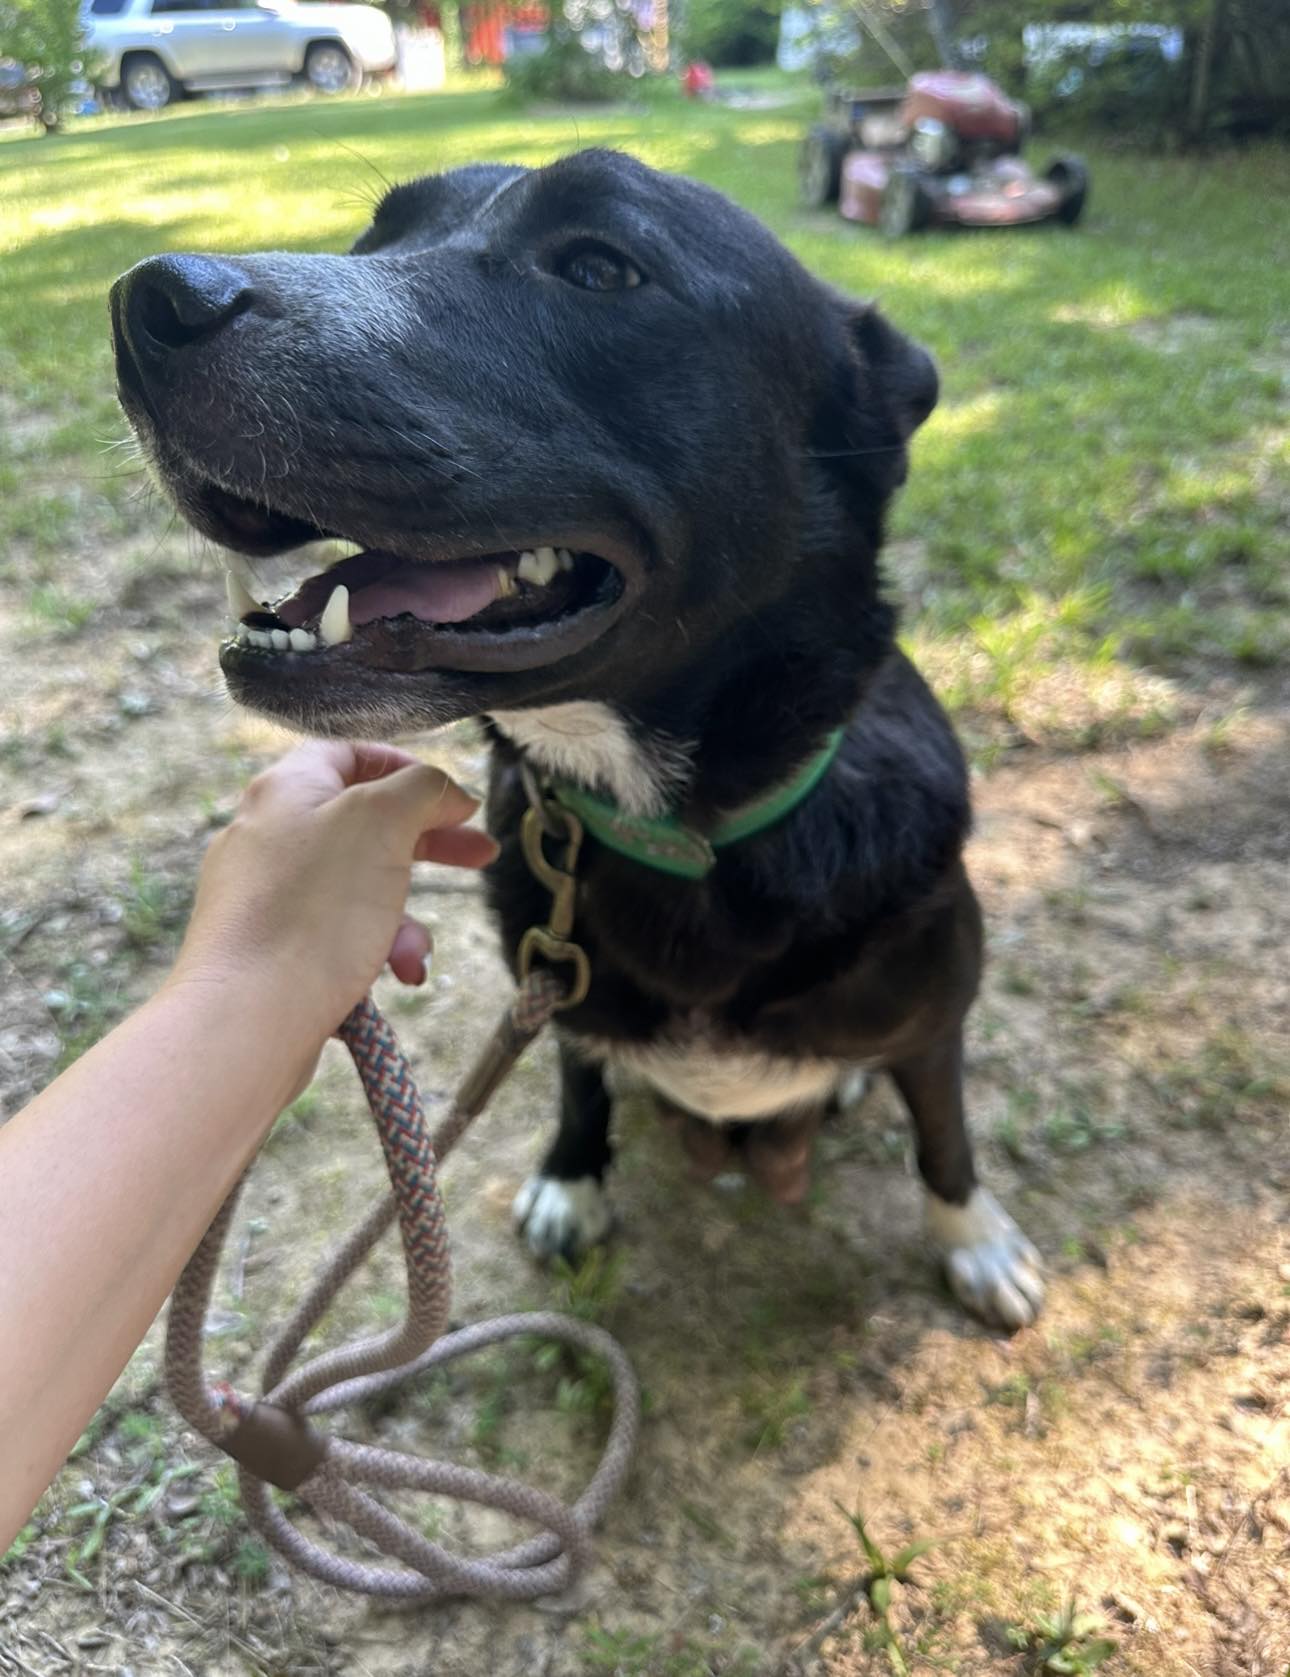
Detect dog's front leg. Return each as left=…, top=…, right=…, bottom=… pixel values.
left=890, top=1032, right=1044, bottom=1330
left=513, top=1039, right=614, bottom=1261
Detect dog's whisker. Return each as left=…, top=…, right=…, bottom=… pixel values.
left=803, top=444, right=905, bottom=459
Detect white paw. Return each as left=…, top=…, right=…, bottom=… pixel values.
left=925, top=1187, right=1045, bottom=1330
left=513, top=1175, right=613, bottom=1261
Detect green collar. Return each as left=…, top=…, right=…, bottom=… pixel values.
left=549, top=728, right=845, bottom=880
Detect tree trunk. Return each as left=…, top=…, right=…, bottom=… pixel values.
left=1186, top=0, right=1226, bottom=144
left=926, top=0, right=961, bottom=70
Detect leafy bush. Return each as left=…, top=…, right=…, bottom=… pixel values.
left=503, top=27, right=624, bottom=101
left=0, top=0, right=90, bottom=129
left=1024, top=35, right=1188, bottom=140
left=680, top=0, right=783, bottom=68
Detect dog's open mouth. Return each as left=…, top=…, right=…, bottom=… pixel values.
left=219, top=534, right=630, bottom=679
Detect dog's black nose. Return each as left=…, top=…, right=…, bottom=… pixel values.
left=115, top=254, right=252, bottom=363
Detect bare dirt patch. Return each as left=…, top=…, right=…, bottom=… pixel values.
left=1126, top=314, right=1228, bottom=356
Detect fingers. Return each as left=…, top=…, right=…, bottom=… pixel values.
left=387, top=916, right=432, bottom=986
left=345, top=742, right=429, bottom=785
left=348, top=761, right=480, bottom=841
left=246, top=744, right=495, bottom=869
left=249, top=741, right=430, bottom=812
left=413, top=825, right=500, bottom=869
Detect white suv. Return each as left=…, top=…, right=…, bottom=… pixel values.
left=84, top=0, right=397, bottom=111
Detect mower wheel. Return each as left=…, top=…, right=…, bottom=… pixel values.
left=879, top=166, right=931, bottom=238
left=1045, top=154, right=1090, bottom=226
left=799, top=124, right=847, bottom=209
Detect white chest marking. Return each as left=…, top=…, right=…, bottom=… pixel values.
left=582, top=1035, right=848, bottom=1123
left=490, top=701, right=688, bottom=819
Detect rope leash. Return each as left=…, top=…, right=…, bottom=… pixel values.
left=165, top=799, right=641, bottom=1601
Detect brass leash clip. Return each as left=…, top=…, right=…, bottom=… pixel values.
left=517, top=797, right=591, bottom=1009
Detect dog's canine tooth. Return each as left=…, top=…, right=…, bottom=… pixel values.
left=556, top=548, right=574, bottom=571
left=270, top=629, right=290, bottom=651
left=318, top=584, right=353, bottom=646
left=289, top=628, right=315, bottom=652
left=517, top=547, right=559, bottom=587
left=225, top=570, right=261, bottom=622
left=497, top=567, right=516, bottom=598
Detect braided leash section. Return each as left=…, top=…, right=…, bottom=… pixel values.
left=165, top=970, right=640, bottom=1601
left=342, top=998, right=447, bottom=1298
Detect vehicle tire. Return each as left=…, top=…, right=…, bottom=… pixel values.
left=1045, top=154, right=1089, bottom=226
left=121, top=53, right=179, bottom=112
left=798, top=124, right=847, bottom=209
left=879, top=167, right=931, bottom=238
left=305, top=41, right=358, bottom=95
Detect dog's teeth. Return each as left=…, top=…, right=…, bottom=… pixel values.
left=497, top=567, right=516, bottom=598
left=516, top=547, right=559, bottom=587
left=247, top=629, right=271, bottom=648
left=225, top=570, right=261, bottom=622
left=556, top=548, right=574, bottom=571
left=327, top=539, right=365, bottom=562
left=289, top=628, right=315, bottom=652
left=318, top=584, right=352, bottom=646
left=270, top=629, right=290, bottom=651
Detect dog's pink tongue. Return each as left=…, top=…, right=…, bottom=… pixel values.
left=349, top=559, right=503, bottom=626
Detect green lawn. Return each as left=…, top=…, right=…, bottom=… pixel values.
left=2, top=86, right=1288, bottom=754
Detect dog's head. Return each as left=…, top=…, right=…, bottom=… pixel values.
left=111, top=149, right=936, bottom=740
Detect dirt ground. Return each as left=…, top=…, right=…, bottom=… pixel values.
left=2, top=514, right=1289, bottom=1676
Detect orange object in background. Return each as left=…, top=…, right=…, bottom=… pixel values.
left=461, top=0, right=549, bottom=65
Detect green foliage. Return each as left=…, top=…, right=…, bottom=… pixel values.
left=119, top=855, right=191, bottom=953
left=582, top=1624, right=761, bottom=1676
left=835, top=1504, right=941, bottom=1676
left=680, top=0, right=783, bottom=68
left=1006, top=1599, right=1117, bottom=1674
left=0, top=0, right=93, bottom=127
left=503, top=27, right=625, bottom=102
left=523, top=1248, right=629, bottom=1419
left=1022, top=28, right=1188, bottom=141
left=740, top=1373, right=810, bottom=1451
left=3, top=1522, right=39, bottom=1565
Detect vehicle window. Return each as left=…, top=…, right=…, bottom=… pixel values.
left=89, top=0, right=131, bottom=14
left=150, top=0, right=218, bottom=11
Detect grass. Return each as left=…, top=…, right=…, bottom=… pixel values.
left=2, top=83, right=1288, bottom=749
left=830, top=1505, right=944, bottom=1676
left=1005, top=1600, right=1117, bottom=1675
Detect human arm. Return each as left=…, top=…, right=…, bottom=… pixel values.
left=0, top=742, right=497, bottom=1547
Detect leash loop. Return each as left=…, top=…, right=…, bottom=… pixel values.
left=165, top=975, right=639, bottom=1601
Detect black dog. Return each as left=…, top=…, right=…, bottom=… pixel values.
left=110, top=149, right=1043, bottom=1329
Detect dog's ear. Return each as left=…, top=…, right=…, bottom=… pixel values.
left=847, top=302, right=939, bottom=440
left=809, top=295, right=938, bottom=502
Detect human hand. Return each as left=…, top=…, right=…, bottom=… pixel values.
left=168, top=741, right=498, bottom=1054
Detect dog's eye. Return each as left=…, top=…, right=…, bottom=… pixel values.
left=556, top=243, right=644, bottom=293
